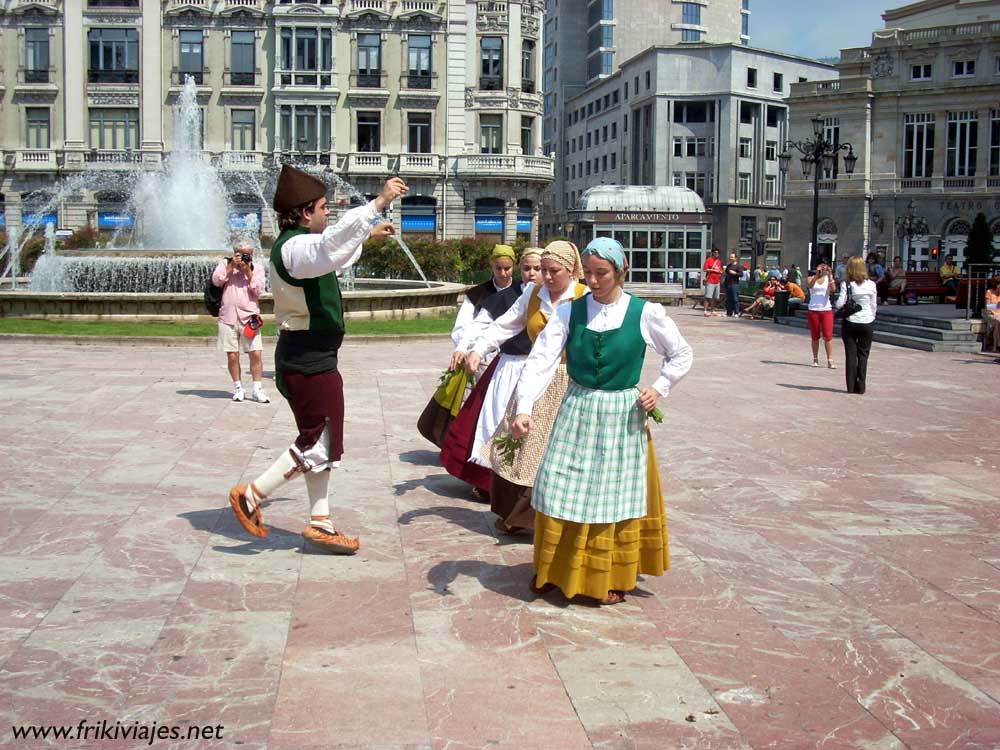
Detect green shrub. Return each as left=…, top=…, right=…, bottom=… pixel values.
left=19, top=237, right=46, bottom=273
left=63, top=226, right=101, bottom=249
left=356, top=235, right=498, bottom=284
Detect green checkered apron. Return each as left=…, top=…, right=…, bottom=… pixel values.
left=533, top=295, right=649, bottom=524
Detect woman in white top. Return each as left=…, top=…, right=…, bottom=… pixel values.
left=835, top=256, right=878, bottom=395
left=806, top=260, right=837, bottom=368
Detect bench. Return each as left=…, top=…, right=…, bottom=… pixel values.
left=883, top=271, right=948, bottom=304
left=625, top=282, right=686, bottom=305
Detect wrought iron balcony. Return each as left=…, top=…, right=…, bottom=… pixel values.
left=88, top=0, right=139, bottom=6
left=23, top=69, right=50, bottom=84
left=406, top=74, right=433, bottom=89
left=479, top=75, right=503, bottom=91
left=353, top=71, right=386, bottom=89
left=521, top=78, right=535, bottom=94
left=88, top=69, right=139, bottom=84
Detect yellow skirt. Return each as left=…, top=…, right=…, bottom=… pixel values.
left=532, top=431, right=670, bottom=600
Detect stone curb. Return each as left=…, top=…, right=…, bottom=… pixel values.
left=0, top=333, right=453, bottom=347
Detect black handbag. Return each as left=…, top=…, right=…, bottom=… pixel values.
left=204, top=275, right=224, bottom=317
left=835, top=282, right=862, bottom=320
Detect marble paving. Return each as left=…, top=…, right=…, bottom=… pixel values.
left=1, top=309, right=998, bottom=750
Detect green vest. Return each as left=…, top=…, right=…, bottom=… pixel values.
left=270, top=226, right=346, bottom=333
left=566, top=294, right=646, bottom=390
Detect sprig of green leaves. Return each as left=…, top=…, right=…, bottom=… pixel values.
left=494, top=433, right=526, bottom=467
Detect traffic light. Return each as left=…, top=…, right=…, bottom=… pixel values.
left=931, top=247, right=939, bottom=258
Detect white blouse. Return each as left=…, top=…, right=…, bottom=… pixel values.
left=836, top=279, right=878, bottom=324
left=281, top=200, right=380, bottom=280
left=515, top=292, right=693, bottom=415
left=451, top=279, right=512, bottom=350
left=471, top=282, right=586, bottom=356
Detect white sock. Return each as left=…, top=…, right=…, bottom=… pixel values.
left=233, top=381, right=243, bottom=391
left=305, top=470, right=334, bottom=532
left=247, top=451, right=299, bottom=510
left=252, top=381, right=264, bottom=393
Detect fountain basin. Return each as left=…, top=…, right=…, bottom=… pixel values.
left=0, top=279, right=465, bottom=322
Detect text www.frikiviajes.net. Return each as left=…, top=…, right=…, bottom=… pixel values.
left=11, top=720, right=224, bottom=745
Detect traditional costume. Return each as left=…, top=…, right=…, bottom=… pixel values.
left=516, top=238, right=693, bottom=603
left=439, top=245, right=524, bottom=494
left=473, top=241, right=588, bottom=533
left=228, top=165, right=385, bottom=554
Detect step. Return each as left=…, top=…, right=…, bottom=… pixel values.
left=870, top=320, right=978, bottom=341
left=875, top=311, right=976, bottom=331
left=774, top=316, right=982, bottom=352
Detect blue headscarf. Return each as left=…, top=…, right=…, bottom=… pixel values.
left=581, top=237, right=626, bottom=271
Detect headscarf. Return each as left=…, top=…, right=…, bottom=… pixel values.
left=581, top=237, right=626, bottom=272
left=490, top=244, right=516, bottom=262
left=520, top=246, right=543, bottom=261
left=541, top=240, right=584, bottom=280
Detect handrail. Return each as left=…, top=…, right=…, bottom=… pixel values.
left=963, top=262, right=1000, bottom=321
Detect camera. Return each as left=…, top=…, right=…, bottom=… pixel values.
left=240, top=252, right=252, bottom=263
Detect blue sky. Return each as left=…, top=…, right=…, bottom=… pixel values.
left=748, top=0, right=889, bottom=60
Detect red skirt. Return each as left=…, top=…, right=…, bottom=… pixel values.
left=439, top=358, right=498, bottom=492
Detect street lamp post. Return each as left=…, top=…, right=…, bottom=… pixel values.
left=779, top=115, right=858, bottom=270
left=894, top=199, right=929, bottom=271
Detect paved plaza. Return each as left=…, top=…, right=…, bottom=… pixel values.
left=1, top=310, right=999, bottom=750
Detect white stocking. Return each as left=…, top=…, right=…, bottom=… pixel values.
left=247, top=451, right=300, bottom=510
left=305, top=470, right=334, bottom=532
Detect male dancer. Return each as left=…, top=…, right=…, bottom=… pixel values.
left=229, top=165, right=407, bottom=553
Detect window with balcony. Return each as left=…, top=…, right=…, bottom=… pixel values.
left=231, top=31, right=256, bottom=86
left=911, top=64, right=931, bottom=81
left=763, top=175, right=777, bottom=204
left=408, top=34, right=432, bottom=88
left=231, top=109, right=255, bottom=151
left=279, top=105, right=333, bottom=159
left=903, top=113, right=934, bottom=178
left=89, top=108, right=139, bottom=150
left=25, top=28, right=49, bottom=83
left=279, top=26, right=333, bottom=86
left=522, top=40, right=536, bottom=93
left=738, top=137, right=752, bottom=158
left=991, top=109, right=1000, bottom=176
left=737, top=173, right=751, bottom=202
left=357, top=111, right=381, bottom=152
left=179, top=30, right=204, bottom=84
left=946, top=111, right=977, bottom=177
left=88, top=29, right=139, bottom=84
left=25, top=108, right=50, bottom=149
left=408, top=113, right=431, bottom=153
left=480, top=37, right=503, bottom=90
left=480, top=114, right=502, bottom=153
left=521, top=115, right=534, bottom=155
left=357, top=33, right=382, bottom=87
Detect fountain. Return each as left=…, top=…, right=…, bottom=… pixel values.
left=0, top=76, right=458, bottom=321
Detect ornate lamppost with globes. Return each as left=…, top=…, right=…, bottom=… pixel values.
left=894, top=199, right=929, bottom=271
left=779, top=115, right=858, bottom=270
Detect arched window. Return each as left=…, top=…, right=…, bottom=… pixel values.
left=401, top=195, right=436, bottom=233
left=943, top=218, right=971, bottom=263
left=474, top=197, right=505, bottom=237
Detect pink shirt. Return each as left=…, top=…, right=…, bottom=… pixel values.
left=212, top=259, right=266, bottom=326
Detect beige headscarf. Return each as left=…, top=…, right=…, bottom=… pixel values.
left=542, top=240, right=584, bottom=280
left=520, top=246, right=543, bottom=261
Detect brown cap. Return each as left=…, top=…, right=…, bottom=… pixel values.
left=272, top=164, right=328, bottom=213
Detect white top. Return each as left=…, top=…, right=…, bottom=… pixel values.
left=515, top=292, right=693, bottom=415
left=470, top=282, right=586, bottom=357
left=836, top=279, right=878, bottom=324
left=451, top=279, right=512, bottom=350
left=280, top=200, right=380, bottom=279
left=808, top=278, right=834, bottom=312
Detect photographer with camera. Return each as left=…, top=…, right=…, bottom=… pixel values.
left=807, top=258, right=837, bottom=368
left=211, top=239, right=269, bottom=403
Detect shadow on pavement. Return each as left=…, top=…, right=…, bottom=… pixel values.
left=178, top=499, right=306, bottom=553
left=776, top=383, right=845, bottom=394
left=176, top=389, right=233, bottom=400
left=397, top=449, right=441, bottom=466
left=760, top=360, right=817, bottom=368
left=394, top=473, right=471, bottom=500
left=398, top=505, right=493, bottom=538
left=425, top=559, right=554, bottom=604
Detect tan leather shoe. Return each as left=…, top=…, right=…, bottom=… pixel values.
left=302, top=525, right=360, bottom=555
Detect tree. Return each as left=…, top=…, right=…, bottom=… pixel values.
left=965, top=212, right=995, bottom=265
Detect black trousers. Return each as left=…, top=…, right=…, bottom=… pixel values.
left=841, top=320, right=874, bottom=394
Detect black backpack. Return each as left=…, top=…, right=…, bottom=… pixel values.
left=204, top=275, right=224, bottom=317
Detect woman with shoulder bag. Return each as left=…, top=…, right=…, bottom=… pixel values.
left=835, top=256, right=878, bottom=395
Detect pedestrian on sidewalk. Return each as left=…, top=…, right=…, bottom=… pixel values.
left=227, top=166, right=406, bottom=554
left=836, top=256, right=878, bottom=394
left=510, top=237, right=693, bottom=606
left=723, top=252, right=742, bottom=317
left=702, top=248, right=723, bottom=317
left=807, top=259, right=837, bottom=368
left=212, top=240, right=268, bottom=403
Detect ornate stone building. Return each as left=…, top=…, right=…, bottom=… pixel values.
left=783, top=0, right=1000, bottom=271
left=0, top=0, right=553, bottom=242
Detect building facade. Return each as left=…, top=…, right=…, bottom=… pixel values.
left=783, top=0, right=1000, bottom=272
left=0, top=0, right=553, bottom=243
left=542, top=43, right=836, bottom=261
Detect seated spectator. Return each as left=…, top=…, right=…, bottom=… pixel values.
left=940, top=254, right=961, bottom=297
left=781, top=278, right=807, bottom=312
left=886, top=256, right=907, bottom=303
left=743, top=276, right=780, bottom=319
left=866, top=252, right=887, bottom=303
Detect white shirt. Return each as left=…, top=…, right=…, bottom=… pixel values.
left=836, top=279, right=878, bottom=324
left=280, top=200, right=380, bottom=279
left=471, top=282, right=586, bottom=357
left=515, top=292, right=693, bottom=415
left=808, top=277, right=834, bottom=312
left=451, top=279, right=513, bottom=350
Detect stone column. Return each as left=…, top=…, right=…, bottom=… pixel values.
left=62, top=0, right=86, bottom=158
left=506, top=2, right=522, bottom=153
left=141, top=2, right=163, bottom=156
